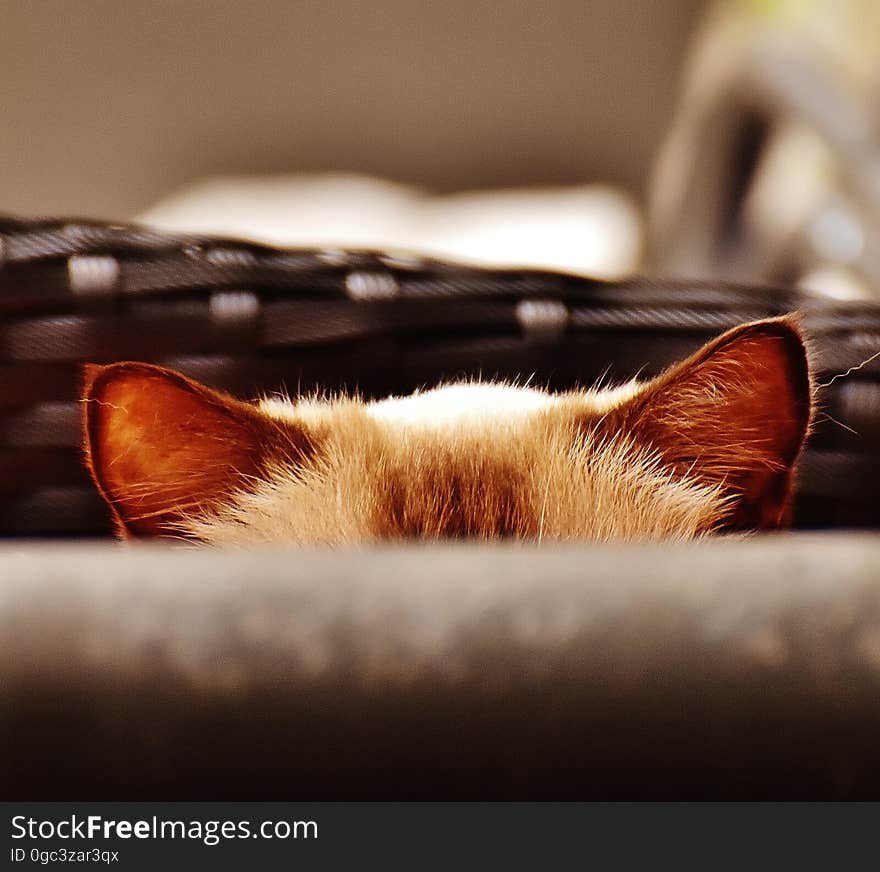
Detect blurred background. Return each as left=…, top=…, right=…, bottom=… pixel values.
left=7, top=0, right=880, bottom=295
left=0, top=0, right=703, bottom=216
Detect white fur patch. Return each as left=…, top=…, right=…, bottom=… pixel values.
left=366, top=384, right=557, bottom=426
left=259, top=381, right=643, bottom=429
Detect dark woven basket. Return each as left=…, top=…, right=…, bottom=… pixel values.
left=2, top=214, right=879, bottom=537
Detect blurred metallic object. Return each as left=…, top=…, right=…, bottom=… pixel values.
left=648, top=0, right=880, bottom=299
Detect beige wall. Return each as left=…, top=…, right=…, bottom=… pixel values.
left=0, top=0, right=704, bottom=219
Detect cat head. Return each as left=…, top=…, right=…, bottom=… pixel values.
left=82, top=317, right=812, bottom=543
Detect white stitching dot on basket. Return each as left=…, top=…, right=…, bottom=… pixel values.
left=379, top=251, right=425, bottom=270
left=516, top=299, right=569, bottom=337
left=209, top=290, right=260, bottom=320
left=67, top=255, right=120, bottom=295
left=205, top=248, right=258, bottom=268
left=345, top=270, right=399, bottom=301
left=316, top=249, right=350, bottom=267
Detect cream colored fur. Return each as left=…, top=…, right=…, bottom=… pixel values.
left=180, top=384, right=727, bottom=544
left=83, top=317, right=811, bottom=542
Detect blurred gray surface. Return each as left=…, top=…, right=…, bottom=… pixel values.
left=4, top=535, right=880, bottom=798
left=0, top=0, right=704, bottom=218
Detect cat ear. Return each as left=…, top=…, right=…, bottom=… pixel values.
left=613, top=317, right=812, bottom=530
left=82, top=363, right=310, bottom=538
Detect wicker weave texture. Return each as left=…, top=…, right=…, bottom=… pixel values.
left=1, top=216, right=878, bottom=535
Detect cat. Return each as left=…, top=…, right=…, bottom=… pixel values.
left=82, top=316, right=812, bottom=543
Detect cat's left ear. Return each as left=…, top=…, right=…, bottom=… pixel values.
left=82, top=363, right=311, bottom=537
left=612, top=317, right=813, bottom=530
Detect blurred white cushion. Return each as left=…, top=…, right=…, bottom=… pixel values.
left=139, top=173, right=642, bottom=278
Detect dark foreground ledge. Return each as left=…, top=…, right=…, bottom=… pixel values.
left=3, top=536, right=880, bottom=799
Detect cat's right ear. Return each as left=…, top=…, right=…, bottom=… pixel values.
left=82, top=363, right=311, bottom=538
left=605, top=317, right=812, bottom=530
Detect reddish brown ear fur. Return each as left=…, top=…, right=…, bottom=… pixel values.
left=82, top=363, right=310, bottom=537
left=612, top=317, right=812, bottom=530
